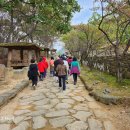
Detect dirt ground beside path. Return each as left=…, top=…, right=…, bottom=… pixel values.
left=0, top=79, right=22, bottom=94
left=105, top=105, right=130, bottom=130
left=0, top=76, right=130, bottom=130
left=93, top=99, right=130, bottom=130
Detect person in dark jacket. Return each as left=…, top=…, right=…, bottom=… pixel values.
left=28, top=59, right=39, bottom=90
left=54, top=56, right=61, bottom=82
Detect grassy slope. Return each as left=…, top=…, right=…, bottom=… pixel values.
left=81, top=66, right=130, bottom=97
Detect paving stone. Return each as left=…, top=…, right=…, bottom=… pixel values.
left=40, top=89, right=50, bottom=93
left=93, top=109, right=108, bottom=119
left=58, top=95, right=70, bottom=99
left=72, top=96, right=85, bottom=102
left=62, top=89, right=72, bottom=94
left=50, top=99, right=60, bottom=106
left=73, top=111, right=92, bottom=121
left=13, top=116, right=25, bottom=125
left=20, top=95, right=45, bottom=103
left=73, top=104, right=89, bottom=111
left=66, top=121, right=88, bottom=130
left=47, top=94, right=56, bottom=99
left=24, top=116, right=32, bottom=121
left=50, top=89, right=60, bottom=93
left=26, top=110, right=46, bottom=117
left=49, top=116, right=75, bottom=128
left=56, top=93, right=70, bottom=98
left=14, top=110, right=31, bottom=116
left=68, top=93, right=75, bottom=97
left=19, top=95, right=31, bottom=99
left=0, top=124, right=10, bottom=130
left=73, top=89, right=82, bottom=93
left=62, top=99, right=75, bottom=104
left=33, top=116, right=47, bottom=129
left=55, top=103, right=71, bottom=109
left=67, top=85, right=75, bottom=90
left=68, top=109, right=76, bottom=114
left=33, top=98, right=50, bottom=106
left=17, top=105, right=32, bottom=110
left=45, top=110, right=69, bottom=117
left=78, top=85, right=84, bottom=87
left=0, top=115, right=14, bottom=124
left=104, top=120, right=116, bottom=130
left=88, top=118, right=103, bottom=130
left=19, top=101, right=33, bottom=106
left=12, top=121, right=29, bottom=130
left=35, top=104, right=53, bottom=110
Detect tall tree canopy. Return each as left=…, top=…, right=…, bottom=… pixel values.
left=0, top=0, right=80, bottom=44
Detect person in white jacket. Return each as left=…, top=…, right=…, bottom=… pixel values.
left=62, top=56, right=69, bottom=83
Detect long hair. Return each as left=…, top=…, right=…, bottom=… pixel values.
left=73, top=57, right=77, bottom=61
left=31, top=59, right=35, bottom=63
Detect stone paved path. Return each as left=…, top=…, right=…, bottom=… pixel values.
left=0, top=76, right=116, bottom=130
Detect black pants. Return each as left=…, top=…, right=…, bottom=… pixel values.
left=31, top=76, right=38, bottom=86
left=58, top=75, right=66, bottom=90
left=73, top=73, right=77, bottom=84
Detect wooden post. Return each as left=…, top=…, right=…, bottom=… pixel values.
left=28, top=50, right=32, bottom=65
left=7, top=48, right=12, bottom=67
left=37, top=51, right=40, bottom=59
left=35, top=50, right=38, bottom=62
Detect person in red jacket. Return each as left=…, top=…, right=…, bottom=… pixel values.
left=42, top=57, right=48, bottom=78
left=37, top=58, right=45, bottom=81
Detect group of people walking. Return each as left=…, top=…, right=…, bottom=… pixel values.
left=28, top=55, right=80, bottom=91
left=28, top=57, right=48, bottom=89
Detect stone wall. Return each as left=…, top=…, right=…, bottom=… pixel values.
left=0, top=65, right=28, bottom=82
left=84, top=54, right=130, bottom=78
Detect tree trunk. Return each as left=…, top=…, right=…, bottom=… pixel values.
left=115, top=46, right=122, bottom=82
left=80, top=54, right=83, bottom=65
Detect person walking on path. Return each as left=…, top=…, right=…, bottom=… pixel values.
left=28, top=59, right=39, bottom=90
left=56, top=60, right=67, bottom=91
left=49, top=57, right=55, bottom=77
left=37, top=58, right=45, bottom=81
left=62, top=56, right=69, bottom=83
left=67, top=56, right=73, bottom=70
left=70, top=57, right=80, bottom=85
left=42, top=57, right=48, bottom=78
left=54, top=56, right=61, bottom=82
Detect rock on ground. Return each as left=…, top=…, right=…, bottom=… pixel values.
left=0, top=124, right=10, bottom=130
left=12, top=121, right=29, bottom=130
left=66, top=121, right=88, bottom=130
left=33, top=116, right=47, bottom=129
left=49, top=116, right=75, bottom=128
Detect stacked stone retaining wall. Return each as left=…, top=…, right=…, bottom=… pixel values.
left=0, top=65, right=28, bottom=82
left=84, top=54, right=130, bottom=78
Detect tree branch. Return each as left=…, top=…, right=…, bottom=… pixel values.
left=98, top=0, right=116, bottom=47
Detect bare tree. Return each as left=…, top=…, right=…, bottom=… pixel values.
left=98, top=0, right=130, bottom=82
